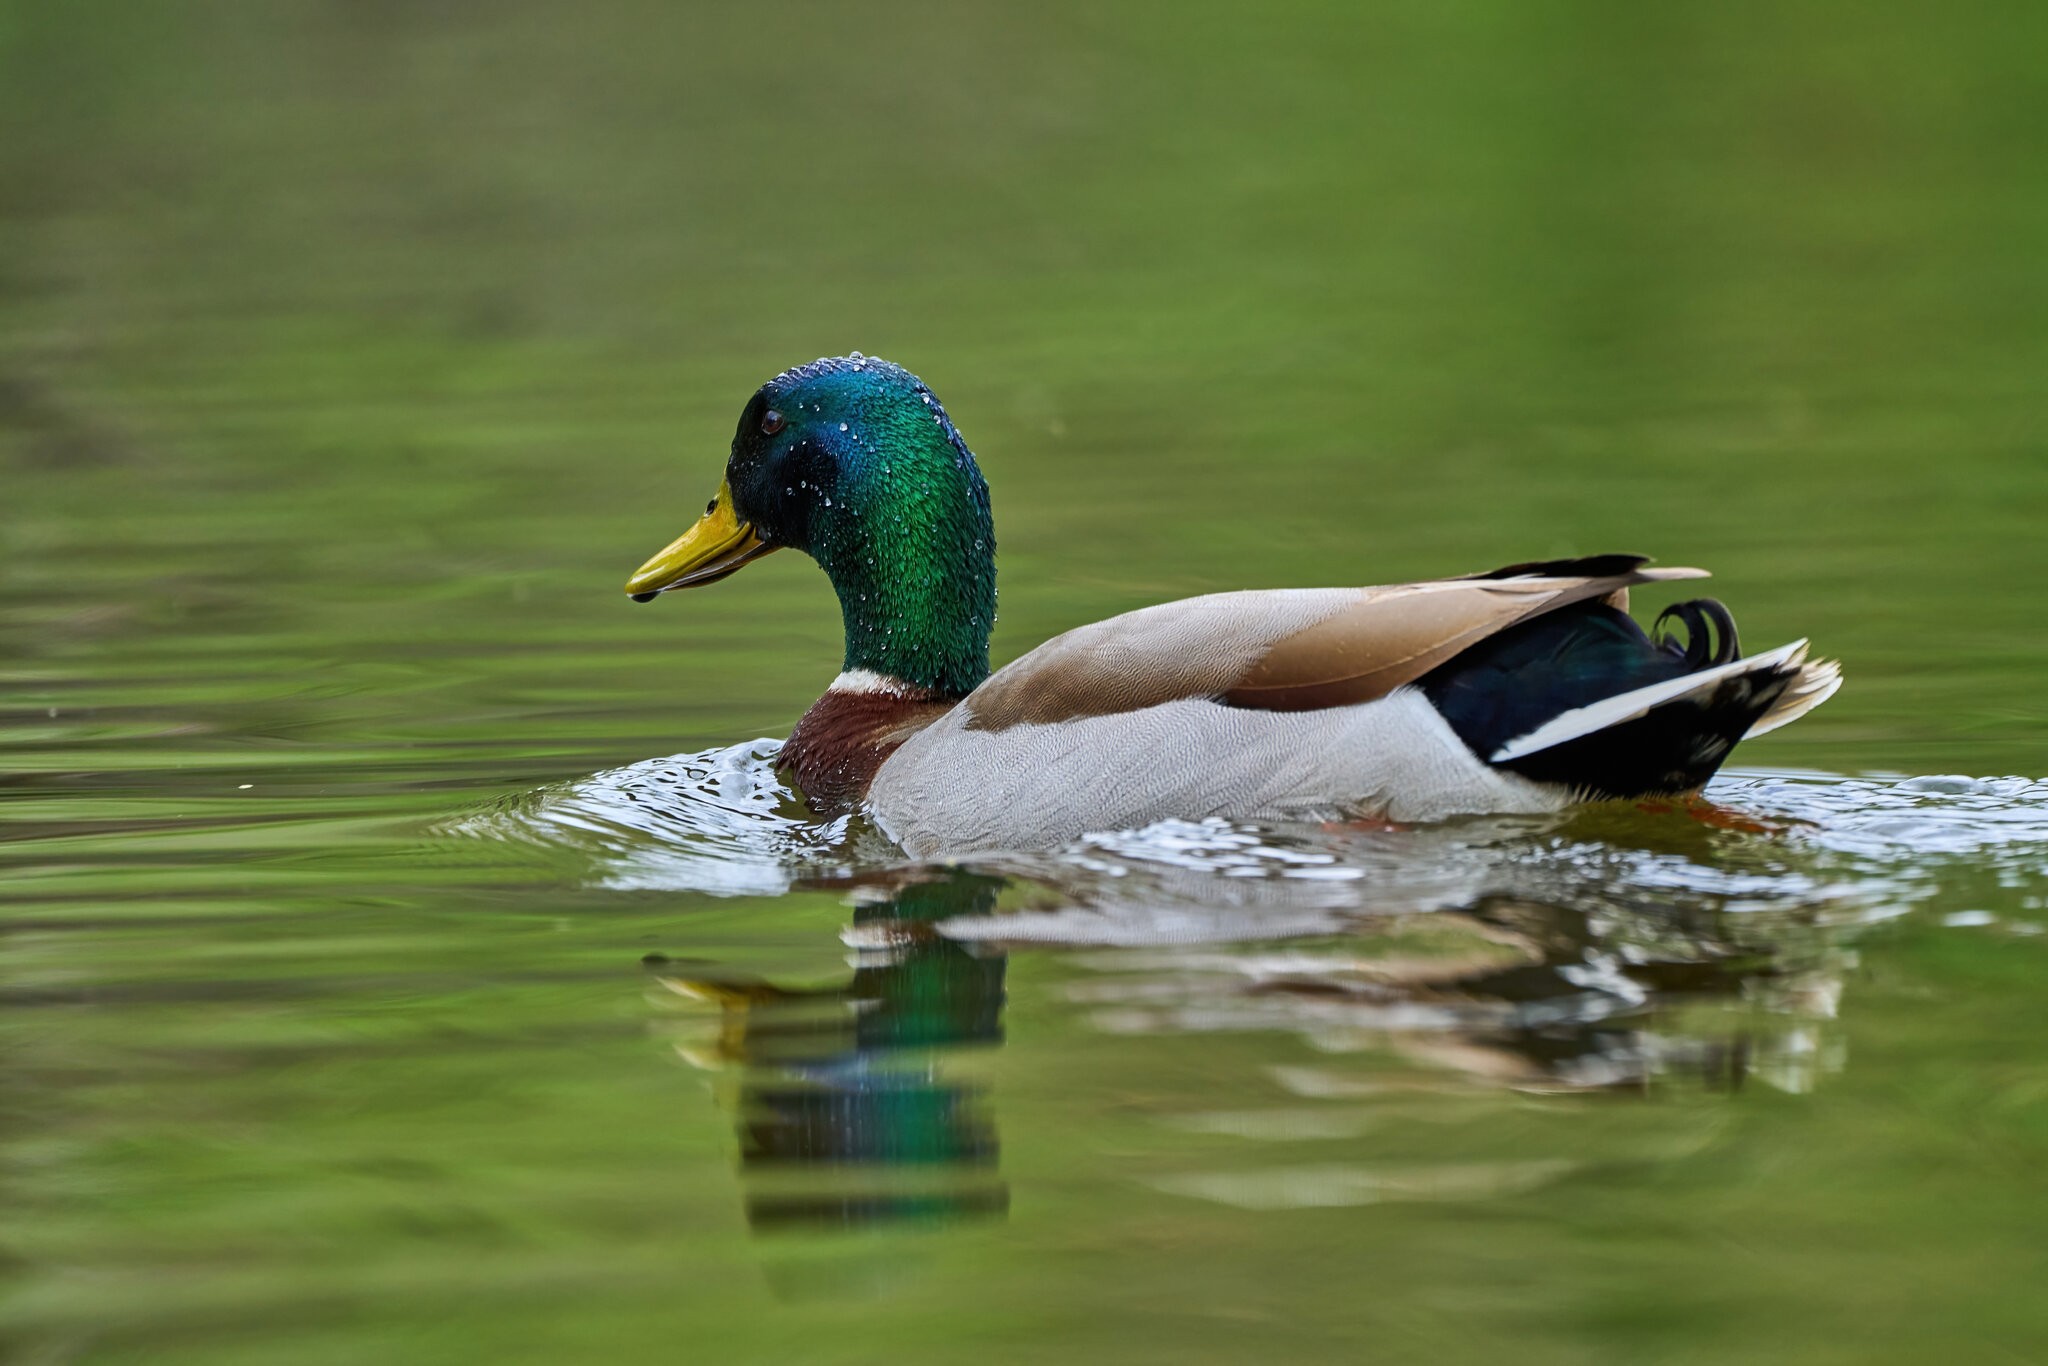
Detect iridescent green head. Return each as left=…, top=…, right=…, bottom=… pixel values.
left=625, top=355, right=996, bottom=698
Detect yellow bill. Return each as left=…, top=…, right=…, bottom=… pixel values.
left=625, top=480, right=779, bottom=600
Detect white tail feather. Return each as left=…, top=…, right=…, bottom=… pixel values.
left=1744, top=657, right=1843, bottom=738
left=1489, top=640, right=1812, bottom=765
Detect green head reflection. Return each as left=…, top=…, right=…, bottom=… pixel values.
left=655, top=869, right=1009, bottom=1233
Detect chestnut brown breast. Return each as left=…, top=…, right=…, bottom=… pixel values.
left=780, top=688, right=957, bottom=809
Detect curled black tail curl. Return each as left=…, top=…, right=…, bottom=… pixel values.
left=1655, top=598, right=1740, bottom=669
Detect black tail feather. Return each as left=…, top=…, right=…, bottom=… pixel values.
left=1421, top=597, right=1791, bottom=800
left=1467, top=553, right=1652, bottom=581
left=1485, top=665, right=1795, bottom=799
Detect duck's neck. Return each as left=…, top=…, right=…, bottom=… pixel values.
left=830, top=576, right=991, bottom=698
left=813, top=472, right=995, bottom=700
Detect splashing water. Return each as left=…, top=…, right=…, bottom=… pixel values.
left=452, top=739, right=874, bottom=895
left=460, top=748, right=2048, bottom=939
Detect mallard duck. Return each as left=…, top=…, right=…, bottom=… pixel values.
left=625, top=355, right=1840, bottom=858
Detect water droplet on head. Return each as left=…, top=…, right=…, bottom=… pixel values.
left=839, top=422, right=848, bottom=432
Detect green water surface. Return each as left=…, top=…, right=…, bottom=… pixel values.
left=5, top=4, right=2048, bottom=1363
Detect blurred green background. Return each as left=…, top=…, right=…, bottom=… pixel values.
left=4, top=3, right=2047, bottom=1364
left=6, top=0, right=2046, bottom=770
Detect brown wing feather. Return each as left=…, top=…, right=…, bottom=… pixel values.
left=1221, top=579, right=1567, bottom=712
left=1223, top=565, right=1708, bottom=712
left=960, top=590, right=1334, bottom=730
left=961, top=560, right=1709, bottom=732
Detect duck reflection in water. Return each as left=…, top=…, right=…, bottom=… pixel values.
left=1096, top=894, right=1851, bottom=1096
left=653, top=869, right=1010, bottom=1233
left=649, top=804, right=1861, bottom=1230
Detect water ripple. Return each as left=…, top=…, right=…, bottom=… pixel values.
left=449, top=739, right=876, bottom=896
left=459, top=749, right=2048, bottom=940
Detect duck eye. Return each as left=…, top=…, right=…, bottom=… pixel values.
left=761, top=409, right=785, bottom=436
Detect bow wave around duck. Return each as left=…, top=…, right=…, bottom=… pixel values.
left=456, top=748, right=2048, bottom=939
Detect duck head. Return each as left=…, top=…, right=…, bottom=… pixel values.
left=626, top=355, right=996, bottom=698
